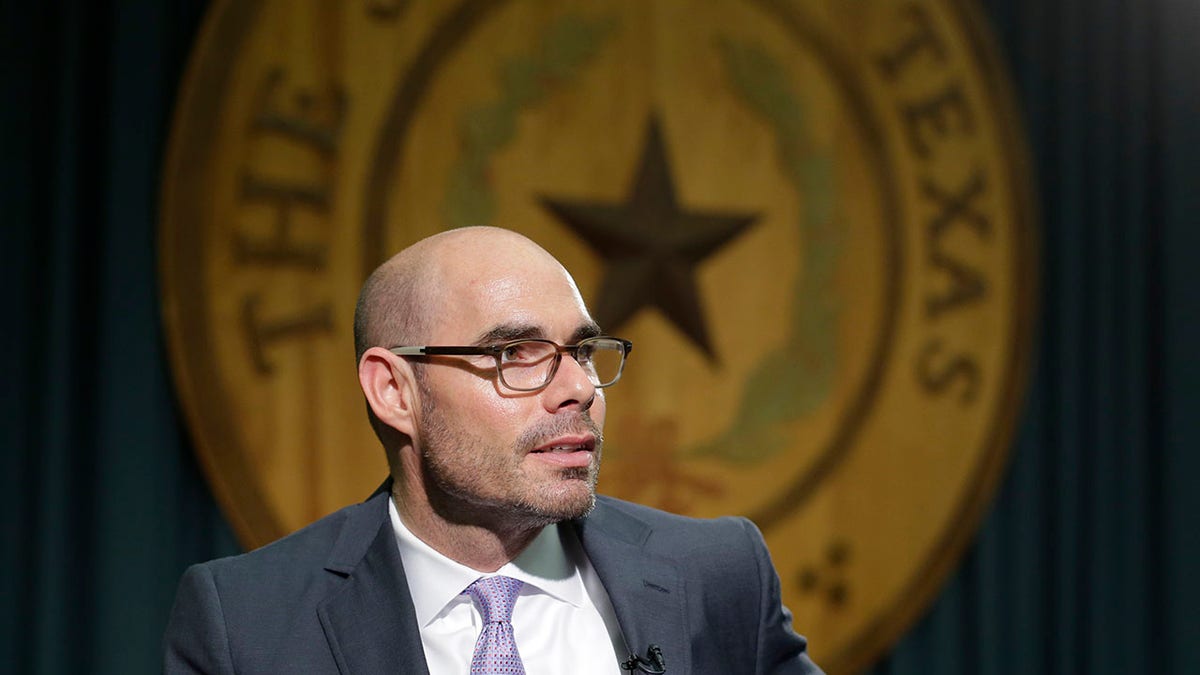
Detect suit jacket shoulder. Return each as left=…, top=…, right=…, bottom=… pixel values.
left=163, top=485, right=430, bottom=674
left=578, top=496, right=822, bottom=674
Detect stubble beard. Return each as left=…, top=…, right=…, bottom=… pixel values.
left=417, top=400, right=603, bottom=531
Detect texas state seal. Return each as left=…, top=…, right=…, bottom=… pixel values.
left=160, top=1, right=1036, bottom=671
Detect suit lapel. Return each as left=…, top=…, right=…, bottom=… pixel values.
left=317, top=486, right=431, bottom=675
left=575, top=499, right=691, bottom=674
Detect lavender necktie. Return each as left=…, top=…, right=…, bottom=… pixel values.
left=462, top=576, right=527, bottom=674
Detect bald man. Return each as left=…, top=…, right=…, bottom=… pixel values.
left=164, top=227, right=822, bottom=674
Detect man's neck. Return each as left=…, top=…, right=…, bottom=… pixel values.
left=390, top=484, right=545, bottom=572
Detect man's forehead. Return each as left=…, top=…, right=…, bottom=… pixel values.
left=456, top=294, right=599, bottom=344
left=428, top=258, right=596, bottom=342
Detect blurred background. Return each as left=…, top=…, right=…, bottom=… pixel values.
left=2, top=0, right=1197, bottom=673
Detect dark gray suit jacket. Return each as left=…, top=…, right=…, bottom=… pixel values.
left=163, top=483, right=822, bottom=674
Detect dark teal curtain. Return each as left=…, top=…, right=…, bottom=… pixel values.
left=865, top=1, right=1200, bottom=673
left=1, top=3, right=240, bottom=674
left=2, top=1, right=1197, bottom=673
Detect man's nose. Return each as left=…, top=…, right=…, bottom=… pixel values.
left=542, top=352, right=598, bottom=412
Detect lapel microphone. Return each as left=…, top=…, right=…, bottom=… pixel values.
left=621, top=644, right=666, bottom=674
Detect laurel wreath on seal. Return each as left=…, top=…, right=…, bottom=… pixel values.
left=441, top=15, right=840, bottom=469
left=685, top=38, right=842, bottom=464
left=443, top=12, right=618, bottom=228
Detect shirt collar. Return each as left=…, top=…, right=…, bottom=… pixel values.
left=388, top=497, right=588, bottom=627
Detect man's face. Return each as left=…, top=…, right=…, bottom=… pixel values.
left=410, top=250, right=607, bottom=527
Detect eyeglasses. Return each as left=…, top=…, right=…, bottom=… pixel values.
left=389, top=336, right=633, bottom=392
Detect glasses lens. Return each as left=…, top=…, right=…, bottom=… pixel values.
left=497, top=340, right=559, bottom=390
left=578, top=338, right=627, bottom=387
left=496, top=338, right=629, bottom=391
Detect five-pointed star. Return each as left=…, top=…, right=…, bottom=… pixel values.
left=538, top=118, right=759, bottom=363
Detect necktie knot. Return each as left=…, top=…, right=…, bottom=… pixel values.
left=462, top=576, right=526, bottom=674
left=463, top=575, right=524, bottom=625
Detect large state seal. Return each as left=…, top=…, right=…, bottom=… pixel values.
left=159, top=1, right=1035, bottom=670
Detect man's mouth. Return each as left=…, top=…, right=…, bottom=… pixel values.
left=528, top=435, right=596, bottom=467
left=530, top=435, right=595, bottom=453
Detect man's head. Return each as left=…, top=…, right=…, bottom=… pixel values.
left=355, top=227, right=609, bottom=530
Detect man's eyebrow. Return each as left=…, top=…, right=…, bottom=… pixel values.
left=473, top=324, right=544, bottom=345
left=570, top=322, right=603, bottom=343
left=472, top=321, right=603, bottom=345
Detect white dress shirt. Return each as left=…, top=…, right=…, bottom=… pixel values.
left=389, top=498, right=627, bottom=674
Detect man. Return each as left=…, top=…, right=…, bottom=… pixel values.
left=164, top=226, right=821, bottom=674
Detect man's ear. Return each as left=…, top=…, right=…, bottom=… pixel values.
left=358, top=347, right=420, bottom=438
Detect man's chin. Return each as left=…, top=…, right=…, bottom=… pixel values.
left=523, top=478, right=596, bottom=523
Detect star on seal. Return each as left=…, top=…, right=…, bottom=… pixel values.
left=539, top=117, right=759, bottom=363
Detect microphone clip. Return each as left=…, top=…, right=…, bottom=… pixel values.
left=621, top=644, right=666, bottom=674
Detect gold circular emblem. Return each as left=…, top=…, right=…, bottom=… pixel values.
left=160, top=1, right=1035, bottom=671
